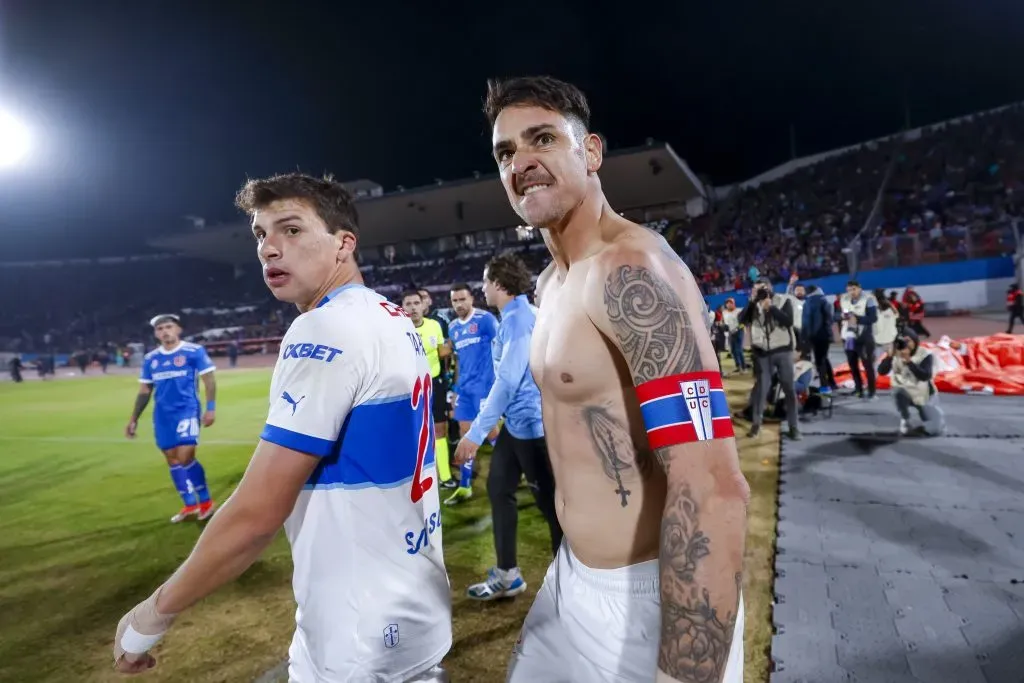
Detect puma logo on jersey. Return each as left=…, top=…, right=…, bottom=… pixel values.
left=282, top=391, right=306, bottom=415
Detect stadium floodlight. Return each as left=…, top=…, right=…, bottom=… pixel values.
left=0, top=110, right=31, bottom=168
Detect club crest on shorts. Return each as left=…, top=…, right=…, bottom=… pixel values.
left=383, top=623, right=399, bottom=648
left=680, top=378, right=713, bottom=441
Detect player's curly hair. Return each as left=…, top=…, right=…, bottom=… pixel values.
left=485, top=252, right=533, bottom=297
left=483, top=75, right=591, bottom=131
left=235, top=172, right=359, bottom=235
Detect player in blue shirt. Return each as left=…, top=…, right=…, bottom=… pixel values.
left=454, top=253, right=562, bottom=601
left=125, top=314, right=218, bottom=523
left=444, top=283, right=499, bottom=505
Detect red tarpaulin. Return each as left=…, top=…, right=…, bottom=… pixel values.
left=834, top=333, right=1024, bottom=396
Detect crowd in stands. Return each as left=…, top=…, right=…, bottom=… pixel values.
left=0, top=258, right=282, bottom=355
left=3, top=104, right=1022, bottom=359
left=680, top=103, right=1023, bottom=294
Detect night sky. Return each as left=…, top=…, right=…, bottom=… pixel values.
left=1, top=0, right=1022, bottom=260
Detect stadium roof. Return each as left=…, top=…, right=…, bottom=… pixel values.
left=150, top=142, right=705, bottom=264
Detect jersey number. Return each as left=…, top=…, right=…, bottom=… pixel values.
left=176, top=418, right=199, bottom=438
left=380, top=301, right=409, bottom=318
left=409, top=373, right=434, bottom=503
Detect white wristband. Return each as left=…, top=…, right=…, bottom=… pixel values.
left=120, top=623, right=165, bottom=654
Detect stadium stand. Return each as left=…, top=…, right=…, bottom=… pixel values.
left=684, top=102, right=1023, bottom=293
left=2, top=105, right=1021, bottom=365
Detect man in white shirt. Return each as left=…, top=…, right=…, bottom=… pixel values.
left=111, top=173, right=452, bottom=682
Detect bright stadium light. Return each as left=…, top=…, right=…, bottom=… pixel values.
left=0, top=110, right=31, bottom=168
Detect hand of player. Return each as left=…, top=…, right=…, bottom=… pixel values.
left=759, top=297, right=772, bottom=311
left=453, top=437, right=480, bottom=466
left=202, top=410, right=216, bottom=428
left=112, top=589, right=177, bottom=674
left=899, top=346, right=913, bottom=361
left=125, top=421, right=137, bottom=439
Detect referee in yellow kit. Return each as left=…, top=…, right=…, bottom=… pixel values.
left=401, top=289, right=455, bottom=488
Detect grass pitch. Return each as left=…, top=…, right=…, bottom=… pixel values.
left=0, top=366, right=777, bottom=683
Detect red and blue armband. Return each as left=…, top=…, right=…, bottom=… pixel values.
left=636, top=371, right=734, bottom=449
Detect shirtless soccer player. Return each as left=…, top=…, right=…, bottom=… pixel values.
left=485, top=77, right=749, bottom=683
left=111, top=173, right=451, bottom=682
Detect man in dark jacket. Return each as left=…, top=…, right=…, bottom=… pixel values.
left=801, top=285, right=835, bottom=393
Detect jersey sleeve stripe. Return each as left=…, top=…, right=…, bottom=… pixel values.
left=307, top=398, right=433, bottom=490
left=198, top=366, right=216, bottom=375
left=139, top=379, right=153, bottom=384
left=260, top=424, right=335, bottom=458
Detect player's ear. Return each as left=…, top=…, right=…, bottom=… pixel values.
left=335, top=230, right=357, bottom=263
left=584, top=133, right=603, bottom=174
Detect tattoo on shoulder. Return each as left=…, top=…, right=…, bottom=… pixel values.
left=581, top=406, right=655, bottom=507
left=658, top=483, right=739, bottom=681
left=603, top=264, right=702, bottom=384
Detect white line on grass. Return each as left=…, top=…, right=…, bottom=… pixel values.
left=0, top=435, right=257, bottom=446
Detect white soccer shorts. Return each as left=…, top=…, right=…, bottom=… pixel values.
left=507, top=539, right=744, bottom=683
left=288, top=656, right=447, bottom=682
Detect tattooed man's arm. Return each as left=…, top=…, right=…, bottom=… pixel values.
left=584, top=245, right=750, bottom=683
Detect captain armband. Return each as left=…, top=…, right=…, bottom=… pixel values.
left=635, top=371, right=735, bottom=449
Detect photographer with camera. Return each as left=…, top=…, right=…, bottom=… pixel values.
left=877, top=328, right=945, bottom=436
left=837, top=280, right=878, bottom=399
left=739, top=277, right=801, bottom=440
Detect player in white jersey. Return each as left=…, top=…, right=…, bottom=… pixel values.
left=112, top=173, right=452, bottom=682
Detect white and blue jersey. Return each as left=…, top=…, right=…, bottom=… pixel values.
left=449, top=309, right=498, bottom=422
left=139, top=342, right=215, bottom=451
left=259, top=284, right=452, bottom=682
left=466, top=295, right=544, bottom=445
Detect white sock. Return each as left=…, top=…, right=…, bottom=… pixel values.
left=497, top=567, right=521, bottom=584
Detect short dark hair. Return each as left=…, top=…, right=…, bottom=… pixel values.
left=235, top=172, right=359, bottom=235
left=400, top=289, right=422, bottom=304
left=450, top=282, right=472, bottom=295
left=485, top=252, right=533, bottom=297
left=847, top=279, right=861, bottom=288
left=483, top=76, right=591, bottom=131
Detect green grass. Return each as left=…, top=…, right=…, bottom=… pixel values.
left=0, top=367, right=778, bottom=683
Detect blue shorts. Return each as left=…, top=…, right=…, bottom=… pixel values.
left=154, top=410, right=201, bottom=451
left=453, top=390, right=487, bottom=422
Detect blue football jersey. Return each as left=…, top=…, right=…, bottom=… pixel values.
left=139, top=342, right=216, bottom=415
left=449, top=310, right=498, bottom=395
